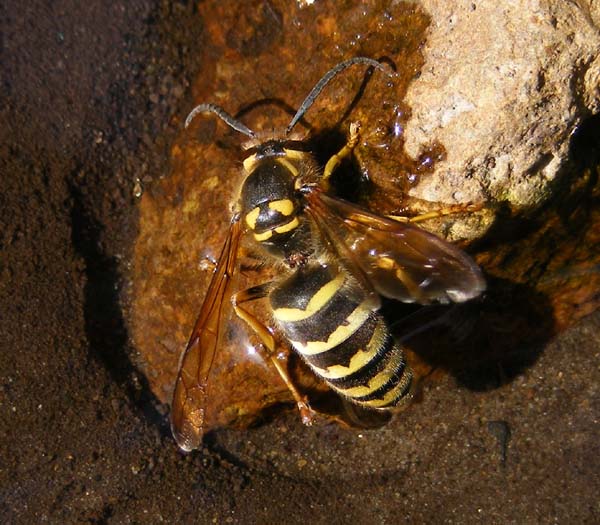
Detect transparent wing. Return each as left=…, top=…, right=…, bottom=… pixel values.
left=170, top=216, right=242, bottom=452
left=305, top=189, right=485, bottom=305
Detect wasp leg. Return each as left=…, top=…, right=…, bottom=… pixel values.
left=322, top=121, right=362, bottom=189
left=239, top=254, right=266, bottom=273
left=232, top=284, right=316, bottom=427
left=387, top=202, right=483, bottom=224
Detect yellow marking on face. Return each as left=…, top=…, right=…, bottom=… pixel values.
left=274, top=273, right=345, bottom=322
left=268, top=199, right=295, bottom=216
left=291, top=304, right=371, bottom=355
left=245, top=207, right=260, bottom=229
left=253, top=229, right=273, bottom=242
left=274, top=216, right=299, bottom=234
left=276, top=157, right=298, bottom=177
left=243, top=154, right=259, bottom=173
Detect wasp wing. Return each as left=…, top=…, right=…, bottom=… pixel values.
left=170, top=217, right=242, bottom=452
left=305, top=189, right=485, bottom=305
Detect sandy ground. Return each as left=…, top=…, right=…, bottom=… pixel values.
left=1, top=2, right=598, bottom=523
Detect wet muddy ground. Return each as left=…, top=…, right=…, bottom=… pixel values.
left=1, top=1, right=598, bottom=523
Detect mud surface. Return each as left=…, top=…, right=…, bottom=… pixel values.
left=1, top=2, right=599, bottom=524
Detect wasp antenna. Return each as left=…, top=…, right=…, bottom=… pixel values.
left=285, top=57, right=392, bottom=135
left=185, top=103, right=256, bottom=138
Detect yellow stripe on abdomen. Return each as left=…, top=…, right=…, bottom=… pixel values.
left=354, top=369, right=413, bottom=408
left=290, top=304, right=371, bottom=355
left=311, top=319, right=386, bottom=379
left=273, top=272, right=345, bottom=322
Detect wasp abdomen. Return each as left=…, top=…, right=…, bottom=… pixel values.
left=270, top=264, right=412, bottom=409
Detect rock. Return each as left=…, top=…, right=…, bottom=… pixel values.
left=405, top=0, right=600, bottom=214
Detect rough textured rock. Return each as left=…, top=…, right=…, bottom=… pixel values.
left=405, top=0, right=600, bottom=216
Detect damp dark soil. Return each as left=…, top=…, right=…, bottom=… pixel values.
left=1, top=2, right=598, bottom=524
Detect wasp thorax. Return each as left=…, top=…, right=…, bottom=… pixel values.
left=240, top=159, right=302, bottom=246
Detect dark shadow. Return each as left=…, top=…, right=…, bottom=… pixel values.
left=555, top=113, right=600, bottom=232
left=328, top=61, right=387, bottom=133
left=309, top=126, right=374, bottom=203
left=567, top=113, right=600, bottom=171
left=69, top=180, right=169, bottom=438
left=202, top=432, right=251, bottom=474
left=63, top=1, right=208, bottom=450
left=385, top=277, right=554, bottom=391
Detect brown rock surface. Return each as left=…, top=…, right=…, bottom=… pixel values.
left=407, top=0, right=600, bottom=211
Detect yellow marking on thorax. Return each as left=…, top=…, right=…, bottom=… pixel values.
left=290, top=304, right=371, bottom=355
left=253, top=229, right=273, bottom=242
left=245, top=207, right=260, bottom=229
left=273, top=272, right=345, bottom=322
left=268, top=199, right=295, bottom=216
left=276, top=157, right=298, bottom=177
left=252, top=216, right=300, bottom=242
left=311, top=320, right=386, bottom=380
left=243, top=153, right=258, bottom=173
left=274, top=216, right=299, bottom=234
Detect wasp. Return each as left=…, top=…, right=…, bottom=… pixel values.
left=171, top=57, right=486, bottom=452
